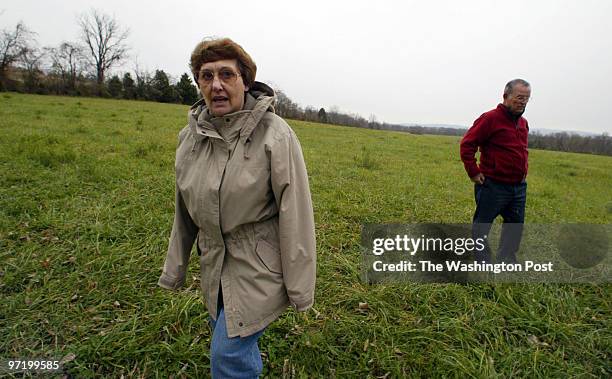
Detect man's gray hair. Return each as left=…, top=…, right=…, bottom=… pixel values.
left=504, top=79, right=530, bottom=96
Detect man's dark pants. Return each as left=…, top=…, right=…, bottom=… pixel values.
left=472, top=178, right=527, bottom=263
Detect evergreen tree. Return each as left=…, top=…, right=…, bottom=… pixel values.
left=122, top=72, right=135, bottom=99
left=318, top=107, right=327, bottom=123
left=151, top=69, right=178, bottom=103
left=175, top=73, right=199, bottom=105
left=107, top=75, right=123, bottom=98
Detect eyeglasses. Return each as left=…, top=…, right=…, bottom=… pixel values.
left=198, top=68, right=241, bottom=85
left=514, top=95, right=530, bottom=102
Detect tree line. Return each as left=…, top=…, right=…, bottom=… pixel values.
left=528, top=131, right=611, bottom=156
left=0, top=10, right=198, bottom=104
left=1, top=10, right=610, bottom=156
left=274, top=90, right=612, bottom=156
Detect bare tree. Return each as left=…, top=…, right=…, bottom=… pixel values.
left=327, top=105, right=340, bottom=124
left=274, top=87, right=302, bottom=119
left=0, top=21, right=35, bottom=90
left=46, top=42, right=85, bottom=92
left=19, top=45, right=45, bottom=92
left=133, top=58, right=153, bottom=100
left=78, top=9, right=129, bottom=86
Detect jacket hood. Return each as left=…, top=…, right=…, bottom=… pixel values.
left=248, top=81, right=276, bottom=103
left=188, top=81, right=276, bottom=142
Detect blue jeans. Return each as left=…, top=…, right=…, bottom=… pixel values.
left=209, top=306, right=265, bottom=379
left=472, top=177, right=527, bottom=263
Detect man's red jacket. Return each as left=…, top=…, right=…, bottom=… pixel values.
left=460, top=104, right=529, bottom=184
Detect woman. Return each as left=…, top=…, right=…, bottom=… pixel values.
left=157, top=37, right=316, bottom=378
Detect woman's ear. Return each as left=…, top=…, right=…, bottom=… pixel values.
left=244, top=85, right=249, bottom=92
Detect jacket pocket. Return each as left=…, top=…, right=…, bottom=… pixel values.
left=197, top=234, right=214, bottom=265
left=255, top=240, right=282, bottom=274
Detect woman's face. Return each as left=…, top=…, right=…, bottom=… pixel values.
left=197, top=59, right=248, bottom=117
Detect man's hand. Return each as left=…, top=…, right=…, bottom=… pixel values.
left=470, top=173, right=485, bottom=185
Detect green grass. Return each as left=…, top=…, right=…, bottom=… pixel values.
left=1, top=93, right=611, bottom=378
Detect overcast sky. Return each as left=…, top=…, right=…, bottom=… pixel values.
left=2, top=0, right=611, bottom=133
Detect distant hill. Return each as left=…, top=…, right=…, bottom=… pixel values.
left=400, top=123, right=601, bottom=137
left=530, top=128, right=599, bottom=137
left=400, top=123, right=467, bottom=130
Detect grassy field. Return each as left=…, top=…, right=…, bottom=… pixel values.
left=1, top=92, right=610, bottom=378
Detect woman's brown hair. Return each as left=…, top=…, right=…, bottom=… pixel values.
left=190, top=37, right=257, bottom=88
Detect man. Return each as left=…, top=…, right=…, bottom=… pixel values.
left=460, top=79, right=531, bottom=263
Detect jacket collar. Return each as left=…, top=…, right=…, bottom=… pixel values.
left=497, top=103, right=523, bottom=122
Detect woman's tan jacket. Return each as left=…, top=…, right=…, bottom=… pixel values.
left=158, top=82, right=316, bottom=337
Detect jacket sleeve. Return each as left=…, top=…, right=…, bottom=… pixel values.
left=158, top=156, right=198, bottom=290
left=524, top=120, right=529, bottom=176
left=460, top=113, right=491, bottom=178
left=270, top=129, right=317, bottom=312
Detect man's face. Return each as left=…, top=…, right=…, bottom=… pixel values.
left=197, top=59, right=248, bottom=117
left=503, top=84, right=531, bottom=116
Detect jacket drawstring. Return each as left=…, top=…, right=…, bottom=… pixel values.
left=243, top=137, right=251, bottom=159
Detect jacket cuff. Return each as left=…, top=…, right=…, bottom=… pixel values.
left=158, top=273, right=185, bottom=290
left=290, top=294, right=314, bottom=312
left=465, top=164, right=480, bottom=179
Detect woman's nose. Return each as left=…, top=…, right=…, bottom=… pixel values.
left=212, top=76, right=224, bottom=91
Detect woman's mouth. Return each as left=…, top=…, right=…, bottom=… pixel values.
left=212, top=96, right=228, bottom=104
